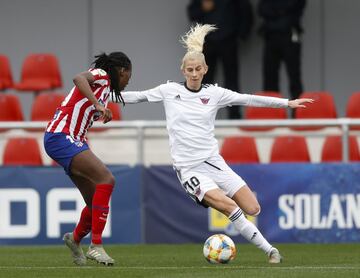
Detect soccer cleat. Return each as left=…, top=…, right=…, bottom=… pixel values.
left=86, top=244, right=115, bottom=266
left=63, top=232, right=87, bottom=266
left=268, top=247, right=282, bottom=264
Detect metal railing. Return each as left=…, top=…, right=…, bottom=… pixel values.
left=1, top=118, right=360, bottom=164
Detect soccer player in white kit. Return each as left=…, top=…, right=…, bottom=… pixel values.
left=117, top=24, right=313, bottom=263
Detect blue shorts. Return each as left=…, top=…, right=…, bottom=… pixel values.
left=43, top=132, right=89, bottom=175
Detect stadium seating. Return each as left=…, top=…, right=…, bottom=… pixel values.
left=270, top=136, right=310, bottom=162
left=31, top=92, right=65, bottom=121
left=0, top=94, right=24, bottom=132
left=14, top=53, right=62, bottom=92
left=3, top=137, right=43, bottom=166
left=242, top=91, right=288, bottom=131
left=220, top=136, right=259, bottom=163
left=292, top=91, right=337, bottom=130
left=346, top=92, right=360, bottom=130
left=30, top=92, right=65, bottom=131
left=321, top=135, right=360, bottom=162
left=0, top=55, right=14, bottom=90
left=108, top=102, right=122, bottom=121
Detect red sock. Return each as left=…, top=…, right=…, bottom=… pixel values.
left=91, top=184, right=114, bottom=245
left=73, top=206, right=92, bottom=243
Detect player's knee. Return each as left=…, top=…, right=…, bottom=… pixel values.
left=98, top=171, right=116, bottom=186
left=207, top=197, right=237, bottom=217
left=106, top=173, right=116, bottom=186
left=247, top=204, right=261, bottom=216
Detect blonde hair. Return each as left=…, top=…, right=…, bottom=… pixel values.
left=180, top=23, right=217, bottom=70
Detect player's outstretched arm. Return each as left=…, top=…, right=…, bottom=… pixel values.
left=288, top=98, right=314, bottom=108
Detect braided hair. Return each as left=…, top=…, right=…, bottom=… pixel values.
left=92, top=52, right=131, bottom=104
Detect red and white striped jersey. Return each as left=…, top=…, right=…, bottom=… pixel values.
left=46, top=68, right=111, bottom=141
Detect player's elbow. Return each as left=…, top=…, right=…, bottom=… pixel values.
left=73, top=75, right=81, bottom=86
left=73, top=73, right=85, bottom=84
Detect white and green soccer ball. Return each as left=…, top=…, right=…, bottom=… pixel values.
left=203, top=234, right=236, bottom=264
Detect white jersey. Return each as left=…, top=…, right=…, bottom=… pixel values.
left=119, top=81, right=288, bottom=167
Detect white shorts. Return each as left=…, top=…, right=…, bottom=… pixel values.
left=175, top=154, right=246, bottom=205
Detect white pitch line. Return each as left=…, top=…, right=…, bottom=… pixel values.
left=0, top=266, right=359, bottom=270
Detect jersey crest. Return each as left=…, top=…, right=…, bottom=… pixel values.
left=200, top=97, right=210, bottom=104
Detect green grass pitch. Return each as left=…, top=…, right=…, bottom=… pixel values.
left=0, top=243, right=359, bottom=278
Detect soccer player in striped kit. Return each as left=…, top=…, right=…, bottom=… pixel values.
left=44, top=52, right=132, bottom=266
left=116, top=24, right=313, bottom=263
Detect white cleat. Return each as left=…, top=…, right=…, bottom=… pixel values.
left=268, top=247, right=282, bottom=264
left=86, top=244, right=115, bottom=266
left=63, top=232, right=86, bottom=266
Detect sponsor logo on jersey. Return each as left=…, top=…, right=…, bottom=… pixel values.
left=200, top=97, right=210, bottom=104
left=175, top=95, right=181, bottom=100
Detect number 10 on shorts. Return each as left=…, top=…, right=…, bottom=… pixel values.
left=183, top=176, right=200, bottom=196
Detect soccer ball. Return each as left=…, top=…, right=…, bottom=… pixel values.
left=203, top=234, right=236, bottom=264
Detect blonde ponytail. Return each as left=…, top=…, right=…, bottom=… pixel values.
left=180, top=23, right=217, bottom=53
left=180, top=23, right=217, bottom=69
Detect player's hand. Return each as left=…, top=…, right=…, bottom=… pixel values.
left=102, top=108, right=113, bottom=123
left=288, top=98, right=314, bottom=108
left=95, top=104, right=113, bottom=123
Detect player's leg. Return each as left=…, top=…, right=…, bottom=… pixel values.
left=203, top=156, right=282, bottom=263
left=69, top=174, right=94, bottom=242
left=202, top=188, right=237, bottom=216
left=284, top=39, right=303, bottom=100
left=70, top=150, right=115, bottom=265
left=203, top=189, right=279, bottom=262
left=205, top=189, right=281, bottom=263
left=231, top=185, right=260, bottom=216
left=202, top=40, right=217, bottom=84
left=263, top=37, right=281, bottom=92
left=62, top=174, right=94, bottom=266
left=221, top=37, right=241, bottom=119
left=230, top=186, right=282, bottom=263
left=44, top=133, right=115, bottom=265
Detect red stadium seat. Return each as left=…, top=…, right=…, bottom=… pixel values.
left=0, top=94, right=24, bottom=132
left=30, top=92, right=65, bottom=131
left=3, top=137, right=43, bottom=166
left=0, top=94, right=24, bottom=121
left=346, top=92, right=360, bottom=130
left=242, top=91, right=288, bottom=131
left=220, top=136, right=259, bottom=163
left=292, top=91, right=337, bottom=130
left=107, top=102, right=122, bottom=121
left=14, top=53, right=62, bottom=92
left=0, top=55, right=14, bottom=90
left=321, top=136, right=360, bottom=162
left=270, top=136, right=310, bottom=162
left=31, top=92, right=65, bottom=121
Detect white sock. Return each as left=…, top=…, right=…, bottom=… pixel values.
left=229, top=208, right=273, bottom=255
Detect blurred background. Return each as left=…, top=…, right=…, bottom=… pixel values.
left=1, top=0, right=360, bottom=120
left=0, top=0, right=360, bottom=246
